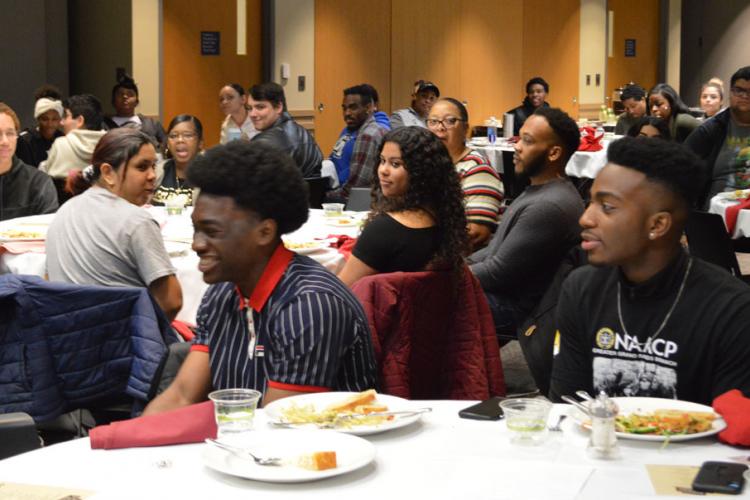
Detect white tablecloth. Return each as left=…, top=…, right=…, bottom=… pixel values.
left=470, top=137, right=617, bottom=179
left=0, top=208, right=361, bottom=324
left=0, top=401, right=746, bottom=499
left=709, top=191, right=750, bottom=239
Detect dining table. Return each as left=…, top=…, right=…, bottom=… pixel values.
left=0, top=400, right=746, bottom=499
left=709, top=190, right=750, bottom=239
left=0, top=208, right=363, bottom=324
left=469, top=136, right=619, bottom=180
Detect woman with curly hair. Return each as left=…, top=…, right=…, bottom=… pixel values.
left=338, top=126, right=468, bottom=286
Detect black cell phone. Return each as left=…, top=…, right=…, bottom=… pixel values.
left=692, top=461, right=748, bottom=495
left=458, top=397, right=505, bottom=420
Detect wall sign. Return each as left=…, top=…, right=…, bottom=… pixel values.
left=201, top=31, right=220, bottom=56
left=625, top=39, right=636, bottom=57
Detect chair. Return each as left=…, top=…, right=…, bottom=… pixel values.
left=0, top=412, right=41, bottom=459
left=0, top=275, right=178, bottom=424
left=685, top=211, right=750, bottom=282
left=351, top=268, right=505, bottom=400
left=345, top=187, right=371, bottom=211
left=304, top=177, right=328, bottom=209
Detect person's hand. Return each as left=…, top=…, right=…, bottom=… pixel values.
left=468, top=223, right=492, bottom=251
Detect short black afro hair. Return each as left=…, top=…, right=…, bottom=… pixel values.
left=532, top=106, right=581, bottom=164
left=187, top=141, right=309, bottom=235
left=607, top=136, right=706, bottom=208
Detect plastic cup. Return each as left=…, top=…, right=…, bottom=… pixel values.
left=208, top=389, right=262, bottom=436
left=322, top=203, right=344, bottom=218
left=499, top=398, right=552, bottom=445
left=165, top=196, right=186, bottom=216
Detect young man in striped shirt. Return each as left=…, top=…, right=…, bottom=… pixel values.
left=144, top=142, right=377, bottom=413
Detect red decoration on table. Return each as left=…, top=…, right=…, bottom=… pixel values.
left=713, top=389, right=750, bottom=446
left=326, top=234, right=356, bottom=259
left=89, top=401, right=217, bottom=449
left=724, top=197, right=750, bottom=235
left=578, top=127, right=603, bottom=152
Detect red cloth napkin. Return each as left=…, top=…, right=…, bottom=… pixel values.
left=724, top=197, right=750, bottom=235
left=326, top=234, right=357, bottom=259
left=578, top=126, right=603, bottom=152
left=713, top=389, right=750, bottom=446
left=0, top=241, right=47, bottom=254
left=89, top=401, right=217, bottom=449
left=171, top=320, right=195, bottom=341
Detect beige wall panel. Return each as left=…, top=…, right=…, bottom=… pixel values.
left=522, top=0, right=580, bottom=116
left=459, top=0, right=524, bottom=127
left=607, top=0, right=660, bottom=102
left=163, top=0, right=262, bottom=147
left=390, top=0, right=462, bottom=112
left=314, top=0, right=392, bottom=155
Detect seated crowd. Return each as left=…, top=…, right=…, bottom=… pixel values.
left=1, top=66, right=750, bottom=428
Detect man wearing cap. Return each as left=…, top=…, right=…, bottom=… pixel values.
left=40, top=94, right=106, bottom=179
left=16, top=97, right=64, bottom=168
left=390, top=80, right=440, bottom=129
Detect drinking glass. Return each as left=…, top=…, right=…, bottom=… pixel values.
left=208, top=388, right=262, bottom=436
left=499, top=398, right=552, bottom=445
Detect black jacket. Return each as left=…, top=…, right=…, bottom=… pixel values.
left=0, top=156, right=59, bottom=221
left=506, top=99, right=550, bottom=136
left=252, top=112, right=322, bottom=177
left=16, top=129, right=63, bottom=167
left=103, top=114, right=167, bottom=149
left=684, top=108, right=731, bottom=208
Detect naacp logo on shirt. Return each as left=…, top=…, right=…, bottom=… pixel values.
left=595, top=327, right=616, bottom=350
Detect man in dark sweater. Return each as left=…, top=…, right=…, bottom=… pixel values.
left=469, top=107, right=584, bottom=341
left=550, top=137, right=750, bottom=405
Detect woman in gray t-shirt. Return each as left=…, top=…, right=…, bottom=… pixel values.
left=46, top=128, right=183, bottom=321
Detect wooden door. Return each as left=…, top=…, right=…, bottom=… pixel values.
left=314, top=0, right=392, bottom=155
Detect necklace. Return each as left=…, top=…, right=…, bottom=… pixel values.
left=616, top=257, right=692, bottom=346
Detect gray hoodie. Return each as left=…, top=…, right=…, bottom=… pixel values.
left=40, top=129, right=106, bottom=179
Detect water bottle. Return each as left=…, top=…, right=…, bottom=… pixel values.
left=595, top=123, right=605, bottom=140
left=487, top=116, right=497, bottom=145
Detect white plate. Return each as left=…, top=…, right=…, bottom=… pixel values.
left=324, top=218, right=358, bottom=228
left=572, top=397, right=726, bottom=442
left=264, top=392, right=422, bottom=436
left=283, top=240, right=329, bottom=254
left=202, top=430, right=375, bottom=483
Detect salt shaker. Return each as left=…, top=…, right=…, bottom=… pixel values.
left=587, top=391, right=619, bottom=459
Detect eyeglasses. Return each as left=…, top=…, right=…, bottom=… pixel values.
left=426, top=117, right=464, bottom=129
left=0, top=130, right=18, bottom=140
left=731, top=86, right=750, bottom=98
left=168, top=132, right=198, bottom=141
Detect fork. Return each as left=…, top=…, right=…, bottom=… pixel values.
left=548, top=415, right=567, bottom=432
left=205, top=438, right=283, bottom=466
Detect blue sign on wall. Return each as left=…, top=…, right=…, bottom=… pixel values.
left=625, top=39, right=636, bottom=57
left=201, top=31, right=220, bottom=56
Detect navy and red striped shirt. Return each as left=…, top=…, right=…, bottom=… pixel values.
left=192, top=244, right=376, bottom=394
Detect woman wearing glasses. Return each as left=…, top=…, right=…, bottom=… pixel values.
left=151, top=115, right=204, bottom=206
left=0, top=102, right=58, bottom=221
left=428, top=98, right=504, bottom=250
left=338, top=126, right=468, bottom=286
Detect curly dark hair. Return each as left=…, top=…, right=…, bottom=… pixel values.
left=626, top=116, right=671, bottom=140
left=187, top=141, right=309, bottom=235
left=367, top=126, right=469, bottom=273
left=648, top=83, right=691, bottom=115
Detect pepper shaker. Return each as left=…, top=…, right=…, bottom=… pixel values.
left=587, top=391, right=620, bottom=459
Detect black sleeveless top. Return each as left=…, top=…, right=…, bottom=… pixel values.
left=352, top=213, right=439, bottom=272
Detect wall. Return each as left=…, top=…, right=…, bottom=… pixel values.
left=607, top=0, right=660, bottom=101
left=681, top=0, right=750, bottom=108
left=0, top=0, right=69, bottom=130
left=69, top=0, right=132, bottom=115
left=132, top=0, right=162, bottom=118
left=273, top=0, right=315, bottom=111
left=163, top=0, right=263, bottom=147
left=578, top=0, right=607, bottom=107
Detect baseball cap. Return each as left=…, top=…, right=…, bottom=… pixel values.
left=414, top=80, right=440, bottom=97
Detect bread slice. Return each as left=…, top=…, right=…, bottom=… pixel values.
left=325, top=389, right=377, bottom=413
left=298, top=451, right=337, bottom=471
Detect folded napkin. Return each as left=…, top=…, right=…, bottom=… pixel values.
left=326, top=234, right=357, bottom=259
left=713, top=389, right=750, bottom=446
left=724, top=197, right=750, bottom=235
left=578, top=126, right=603, bottom=152
left=90, top=401, right=216, bottom=449
left=0, top=241, right=47, bottom=254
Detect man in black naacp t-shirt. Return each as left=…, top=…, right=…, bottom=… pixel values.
left=549, top=137, right=750, bottom=406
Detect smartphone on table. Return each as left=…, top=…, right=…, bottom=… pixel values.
left=692, top=461, right=748, bottom=494
left=458, top=396, right=506, bottom=420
